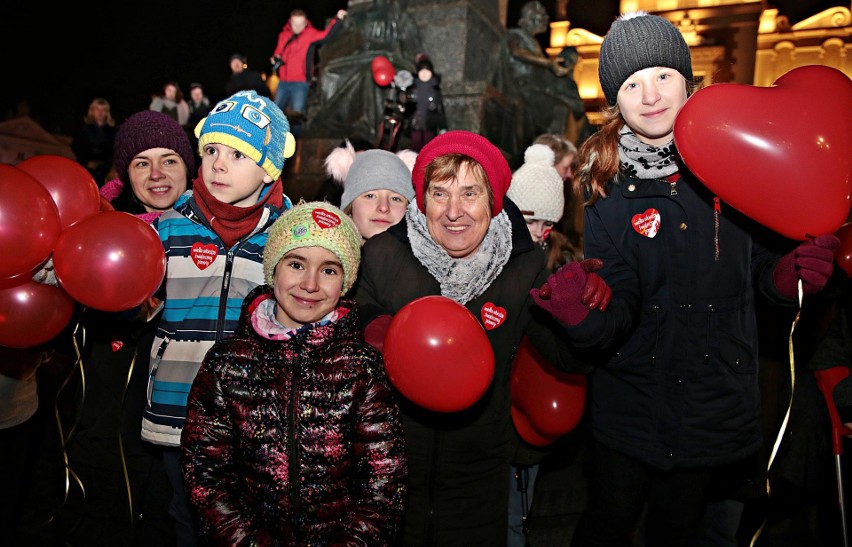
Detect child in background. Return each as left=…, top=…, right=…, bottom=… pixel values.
left=141, top=89, right=295, bottom=545
left=507, top=143, right=576, bottom=271
left=181, top=201, right=407, bottom=545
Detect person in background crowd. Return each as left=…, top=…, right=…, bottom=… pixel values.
left=142, top=90, right=294, bottom=546
left=355, top=130, right=610, bottom=545
left=224, top=53, right=271, bottom=98
left=149, top=81, right=190, bottom=127
left=270, top=8, right=347, bottom=137
left=409, top=53, right=446, bottom=151
left=505, top=141, right=582, bottom=546
left=71, top=97, right=117, bottom=187
left=532, top=133, right=583, bottom=259
left=531, top=12, right=839, bottom=546
left=182, top=200, right=407, bottom=545
left=185, top=82, right=212, bottom=164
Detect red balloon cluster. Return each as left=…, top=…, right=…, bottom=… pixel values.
left=674, top=65, right=852, bottom=241
left=510, top=336, right=586, bottom=446
left=371, top=55, right=396, bottom=87
left=0, top=157, right=167, bottom=347
left=383, top=296, right=495, bottom=412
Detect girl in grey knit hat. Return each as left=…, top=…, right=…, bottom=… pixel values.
left=325, top=144, right=416, bottom=244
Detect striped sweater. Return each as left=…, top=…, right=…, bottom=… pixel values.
left=141, top=191, right=289, bottom=447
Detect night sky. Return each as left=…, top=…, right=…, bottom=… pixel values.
left=1, top=0, right=832, bottom=136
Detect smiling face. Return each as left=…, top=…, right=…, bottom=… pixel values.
left=200, top=142, right=271, bottom=207
left=617, top=66, right=689, bottom=147
left=272, top=246, right=344, bottom=328
left=349, top=189, right=408, bottom=243
left=424, top=162, right=492, bottom=258
left=128, top=147, right=189, bottom=212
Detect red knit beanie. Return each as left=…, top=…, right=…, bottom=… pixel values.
left=412, top=130, right=511, bottom=217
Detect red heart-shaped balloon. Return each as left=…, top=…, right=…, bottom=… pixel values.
left=674, top=65, right=852, bottom=241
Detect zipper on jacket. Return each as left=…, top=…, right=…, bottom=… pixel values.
left=703, top=305, right=714, bottom=365
left=288, top=353, right=302, bottom=539
left=147, top=337, right=170, bottom=403
left=215, top=248, right=237, bottom=341
left=713, top=197, right=721, bottom=262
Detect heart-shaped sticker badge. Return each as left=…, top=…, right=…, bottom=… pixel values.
left=481, top=302, right=507, bottom=330
left=190, top=242, right=218, bottom=270
left=632, top=209, right=661, bottom=238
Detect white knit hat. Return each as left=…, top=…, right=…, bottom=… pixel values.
left=507, top=144, right=565, bottom=223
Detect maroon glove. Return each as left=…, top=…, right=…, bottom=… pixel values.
left=530, top=259, right=611, bottom=326
left=364, top=314, right=393, bottom=352
left=773, top=234, right=840, bottom=299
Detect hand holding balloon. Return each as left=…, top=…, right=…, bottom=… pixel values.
left=773, top=234, right=840, bottom=299
left=531, top=259, right=610, bottom=325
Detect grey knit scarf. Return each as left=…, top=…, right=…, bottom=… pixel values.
left=406, top=202, right=512, bottom=305
left=618, top=126, right=680, bottom=180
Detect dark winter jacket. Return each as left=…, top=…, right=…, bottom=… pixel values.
left=411, top=76, right=446, bottom=133
left=567, top=171, right=788, bottom=470
left=355, top=198, right=591, bottom=546
left=181, top=285, right=407, bottom=546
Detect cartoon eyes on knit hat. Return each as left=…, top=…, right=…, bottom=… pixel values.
left=210, top=100, right=272, bottom=130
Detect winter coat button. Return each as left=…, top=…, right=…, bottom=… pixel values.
left=679, top=223, right=687, bottom=231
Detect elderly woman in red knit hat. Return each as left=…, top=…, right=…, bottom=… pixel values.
left=355, top=130, right=611, bottom=546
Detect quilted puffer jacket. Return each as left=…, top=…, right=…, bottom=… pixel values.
left=181, top=285, right=407, bottom=546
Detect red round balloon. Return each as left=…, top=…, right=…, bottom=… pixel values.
left=53, top=211, right=166, bottom=312
left=0, top=280, right=75, bottom=348
left=371, top=55, right=395, bottom=87
left=674, top=65, right=852, bottom=241
left=383, top=295, right=495, bottom=412
left=510, top=336, right=586, bottom=446
left=100, top=195, right=115, bottom=211
left=17, top=155, right=100, bottom=230
left=835, top=222, right=852, bottom=277
left=0, top=270, right=35, bottom=290
left=0, top=164, right=62, bottom=279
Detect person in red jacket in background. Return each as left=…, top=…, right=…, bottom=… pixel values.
left=270, top=8, right=347, bottom=137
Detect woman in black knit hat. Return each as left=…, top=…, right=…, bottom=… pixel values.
left=530, top=11, right=839, bottom=546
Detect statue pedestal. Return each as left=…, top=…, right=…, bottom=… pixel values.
left=288, top=0, right=518, bottom=203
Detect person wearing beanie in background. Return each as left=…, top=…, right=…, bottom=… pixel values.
left=339, top=148, right=415, bottom=246
left=25, top=110, right=199, bottom=545
left=532, top=132, right=583, bottom=257
left=354, top=130, right=610, bottom=545
left=101, top=110, right=196, bottom=222
left=409, top=53, right=447, bottom=151
left=142, top=89, right=295, bottom=546
left=181, top=200, right=407, bottom=546
left=505, top=142, right=584, bottom=546
left=529, top=12, right=840, bottom=546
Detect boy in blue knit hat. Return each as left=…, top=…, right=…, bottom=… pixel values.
left=141, top=89, right=295, bottom=545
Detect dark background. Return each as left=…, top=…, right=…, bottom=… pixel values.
left=0, top=0, right=834, bottom=136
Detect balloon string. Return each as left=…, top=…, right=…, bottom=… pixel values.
left=119, top=351, right=137, bottom=527
left=749, top=279, right=802, bottom=547
left=48, top=318, right=87, bottom=529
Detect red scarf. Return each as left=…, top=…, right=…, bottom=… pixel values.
left=193, top=176, right=284, bottom=248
